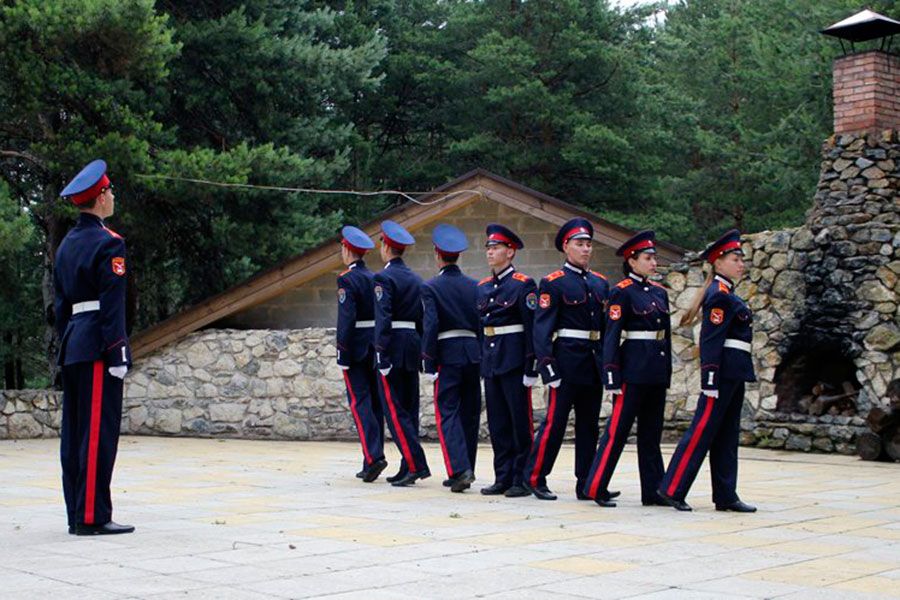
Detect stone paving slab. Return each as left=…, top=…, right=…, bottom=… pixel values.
left=0, top=436, right=898, bottom=599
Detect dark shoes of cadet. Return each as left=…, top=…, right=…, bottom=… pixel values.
left=356, top=468, right=365, bottom=479
left=656, top=490, right=692, bottom=512
left=450, top=469, right=475, bottom=493
left=522, top=480, right=557, bottom=501
left=361, top=459, right=388, bottom=483
left=480, top=481, right=509, bottom=495
left=391, top=468, right=431, bottom=487
left=386, top=469, right=408, bottom=483
left=75, top=522, right=135, bottom=536
left=504, top=484, right=531, bottom=497
left=716, top=499, right=757, bottom=513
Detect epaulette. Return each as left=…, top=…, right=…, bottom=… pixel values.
left=478, top=276, right=492, bottom=285
left=616, top=278, right=634, bottom=289
left=590, top=270, right=607, bottom=280
left=339, top=269, right=351, bottom=277
left=545, top=270, right=565, bottom=282
left=717, top=282, right=730, bottom=293
left=512, top=272, right=530, bottom=282
left=103, top=227, right=123, bottom=240
left=650, top=280, right=666, bottom=289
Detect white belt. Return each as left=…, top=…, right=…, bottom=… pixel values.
left=393, top=321, right=416, bottom=330
left=483, top=324, right=525, bottom=337
left=724, top=339, right=751, bottom=353
left=623, top=330, right=665, bottom=341
left=555, top=328, right=601, bottom=341
left=355, top=320, right=375, bottom=328
left=72, top=301, right=100, bottom=315
left=437, top=329, right=477, bottom=340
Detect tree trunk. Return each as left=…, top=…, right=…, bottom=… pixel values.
left=40, top=190, right=69, bottom=389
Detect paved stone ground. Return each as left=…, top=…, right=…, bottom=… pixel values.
left=1, top=437, right=899, bottom=599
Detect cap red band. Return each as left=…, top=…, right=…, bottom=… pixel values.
left=70, top=174, right=110, bottom=206
left=707, top=240, right=741, bottom=264
left=381, top=234, right=406, bottom=250
left=623, top=239, right=655, bottom=260
left=342, top=239, right=369, bottom=255
left=563, top=226, right=591, bottom=245
left=487, top=232, right=515, bottom=246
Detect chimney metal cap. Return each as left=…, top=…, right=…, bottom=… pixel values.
left=822, top=9, right=900, bottom=43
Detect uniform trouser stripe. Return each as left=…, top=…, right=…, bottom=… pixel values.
left=529, top=386, right=557, bottom=487
left=343, top=370, right=373, bottom=465
left=84, top=360, right=104, bottom=524
left=433, top=368, right=454, bottom=476
left=587, top=384, right=626, bottom=498
left=380, top=373, right=417, bottom=472
left=667, top=394, right=716, bottom=497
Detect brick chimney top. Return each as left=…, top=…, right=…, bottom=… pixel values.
left=832, top=50, right=900, bottom=135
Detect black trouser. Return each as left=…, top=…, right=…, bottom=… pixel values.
left=433, top=363, right=482, bottom=477
left=523, top=381, right=601, bottom=489
left=342, top=363, right=385, bottom=468
left=583, top=383, right=665, bottom=503
left=60, top=360, right=124, bottom=527
left=660, top=379, right=745, bottom=504
left=484, top=368, right=533, bottom=486
left=378, top=367, right=428, bottom=475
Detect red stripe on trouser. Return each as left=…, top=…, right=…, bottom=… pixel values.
left=529, top=386, right=557, bottom=487
left=84, top=360, right=104, bottom=524
left=588, top=383, right=626, bottom=498
left=667, top=394, right=716, bottom=497
left=433, top=368, right=453, bottom=476
left=526, top=386, right=534, bottom=439
left=380, top=373, right=417, bottom=472
left=343, top=370, right=373, bottom=465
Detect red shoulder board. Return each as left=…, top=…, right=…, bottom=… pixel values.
left=479, top=276, right=492, bottom=285
left=616, top=278, right=634, bottom=289
left=339, top=269, right=350, bottom=276
left=650, top=280, right=666, bottom=289
left=590, top=270, right=607, bottom=280
left=103, top=227, right=123, bottom=240
left=545, top=270, right=565, bottom=282
left=512, top=272, right=530, bottom=282
left=718, top=282, right=730, bottom=293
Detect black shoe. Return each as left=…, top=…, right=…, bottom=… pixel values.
left=716, top=500, right=757, bottom=513
left=522, top=480, right=557, bottom=501
left=451, top=469, right=475, bottom=493
left=386, top=470, right=408, bottom=483
left=443, top=477, right=455, bottom=488
left=656, top=491, right=692, bottom=512
left=576, top=480, right=589, bottom=500
left=481, top=482, right=510, bottom=496
left=355, top=469, right=365, bottom=479
left=642, top=497, right=668, bottom=506
left=75, top=521, right=135, bottom=536
left=608, top=490, right=621, bottom=499
left=68, top=525, right=75, bottom=535
left=391, top=468, right=431, bottom=487
left=504, top=484, right=531, bottom=498
left=594, top=495, right=617, bottom=508
left=362, top=459, right=388, bottom=483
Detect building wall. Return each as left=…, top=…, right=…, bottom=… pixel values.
left=217, top=196, right=628, bottom=329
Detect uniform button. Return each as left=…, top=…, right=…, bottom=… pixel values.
left=490, top=298, right=494, bottom=302
left=660, top=351, right=665, bottom=356
left=490, top=343, right=495, bottom=348
left=494, top=284, right=498, bottom=288
left=644, top=287, right=649, bottom=291
left=656, top=318, right=661, bottom=323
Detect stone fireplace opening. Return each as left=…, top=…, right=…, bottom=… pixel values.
left=774, top=341, right=862, bottom=417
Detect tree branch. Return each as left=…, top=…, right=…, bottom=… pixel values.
left=0, top=150, right=46, bottom=169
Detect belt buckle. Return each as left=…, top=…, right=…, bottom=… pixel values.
left=656, top=330, right=665, bottom=341
left=590, top=331, right=600, bottom=341
left=484, top=326, right=495, bottom=336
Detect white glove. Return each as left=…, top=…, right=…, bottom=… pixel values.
left=108, top=366, right=128, bottom=379
left=704, top=389, right=719, bottom=398
left=548, top=379, right=562, bottom=389
left=607, top=389, right=622, bottom=397
left=339, top=365, right=350, bottom=371
left=522, top=375, right=538, bottom=387
left=379, top=367, right=392, bottom=377
left=425, top=372, right=438, bottom=383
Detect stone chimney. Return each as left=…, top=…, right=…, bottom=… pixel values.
left=833, top=51, right=900, bottom=135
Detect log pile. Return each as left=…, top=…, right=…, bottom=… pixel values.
left=798, top=380, right=858, bottom=417
left=857, top=380, right=900, bottom=462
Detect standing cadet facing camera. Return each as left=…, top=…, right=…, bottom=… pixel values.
left=421, top=224, right=482, bottom=493
left=478, top=224, right=537, bottom=498
left=583, top=231, right=670, bottom=508
left=336, top=226, right=387, bottom=483
left=657, top=230, right=757, bottom=513
left=55, top=160, right=133, bottom=535
left=374, top=220, right=431, bottom=486
left=523, top=218, right=610, bottom=501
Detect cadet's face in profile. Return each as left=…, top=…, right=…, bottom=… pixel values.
left=564, top=238, right=592, bottom=269
left=715, top=252, right=745, bottom=281
left=485, top=244, right=514, bottom=270
left=100, top=186, right=115, bottom=218
left=629, top=252, right=658, bottom=277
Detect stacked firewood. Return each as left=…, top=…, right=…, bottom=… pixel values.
left=798, top=381, right=858, bottom=417
left=857, top=380, right=900, bottom=462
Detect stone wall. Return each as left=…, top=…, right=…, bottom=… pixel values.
left=1, top=389, right=61, bottom=439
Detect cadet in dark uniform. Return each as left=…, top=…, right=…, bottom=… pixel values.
left=336, top=226, right=387, bottom=483
left=421, top=224, right=481, bottom=493
left=478, top=224, right=537, bottom=498
left=657, top=230, right=757, bottom=513
left=583, top=231, right=670, bottom=508
left=523, top=218, right=610, bottom=501
left=55, top=160, right=134, bottom=535
left=374, top=220, right=431, bottom=486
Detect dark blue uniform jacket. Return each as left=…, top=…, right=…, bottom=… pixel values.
left=336, top=260, right=375, bottom=367
left=700, top=275, right=756, bottom=390
left=421, top=264, right=481, bottom=373
left=477, top=265, right=537, bottom=378
left=374, top=257, right=424, bottom=372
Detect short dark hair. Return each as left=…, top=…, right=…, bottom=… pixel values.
left=387, top=245, right=404, bottom=257
left=442, top=254, right=459, bottom=264
left=77, top=196, right=99, bottom=210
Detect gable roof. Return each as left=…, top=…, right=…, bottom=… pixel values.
left=131, top=169, right=685, bottom=358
